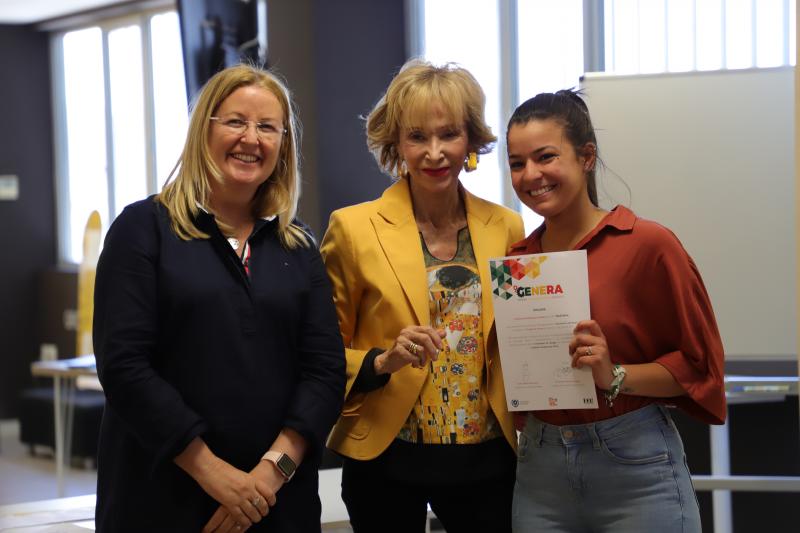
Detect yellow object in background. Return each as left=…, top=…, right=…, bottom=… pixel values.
left=77, top=211, right=101, bottom=355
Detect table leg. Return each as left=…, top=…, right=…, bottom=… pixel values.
left=53, top=376, right=64, bottom=498
left=710, top=412, right=732, bottom=533
left=64, top=378, right=76, bottom=486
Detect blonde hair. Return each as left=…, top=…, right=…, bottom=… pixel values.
left=366, top=59, right=496, bottom=178
left=156, top=63, right=310, bottom=248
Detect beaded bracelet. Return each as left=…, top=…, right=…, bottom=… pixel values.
left=604, top=364, right=627, bottom=407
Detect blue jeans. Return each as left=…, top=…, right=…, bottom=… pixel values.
left=512, top=404, right=701, bottom=533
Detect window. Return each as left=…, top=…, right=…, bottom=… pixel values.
left=412, top=0, right=795, bottom=233
left=604, top=0, right=797, bottom=74
left=52, top=9, right=188, bottom=264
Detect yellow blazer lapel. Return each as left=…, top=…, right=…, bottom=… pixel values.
left=371, top=179, right=430, bottom=326
left=464, top=189, right=510, bottom=354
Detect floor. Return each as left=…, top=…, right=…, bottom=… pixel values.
left=0, top=419, right=96, bottom=506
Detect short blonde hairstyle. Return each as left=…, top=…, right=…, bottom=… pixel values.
left=366, top=59, right=496, bottom=178
left=156, top=63, right=309, bottom=248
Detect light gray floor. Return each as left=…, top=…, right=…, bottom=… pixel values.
left=0, top=419, right=96, bottom=505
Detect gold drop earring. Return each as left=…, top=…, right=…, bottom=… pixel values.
left=397, top=159, right=408, bottom=179
left=463, top=152, right=478, bottom=172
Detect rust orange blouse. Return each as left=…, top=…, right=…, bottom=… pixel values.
left=509, top=206, right=726, bottom=427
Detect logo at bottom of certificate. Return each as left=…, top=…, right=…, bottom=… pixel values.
left=511, top=399, right=519, bottom=408
left=548, top=397, right=558, bottom=407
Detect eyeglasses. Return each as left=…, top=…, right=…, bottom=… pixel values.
left=209, top=116, right=286, bottom=141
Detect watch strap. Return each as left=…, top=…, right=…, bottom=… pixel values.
left=261, top=451, right=296, bottom=481
left=604, top=364, right=627, bottom=407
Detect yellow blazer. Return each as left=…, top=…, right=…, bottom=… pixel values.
left=320, top=178, right=525, bottom=460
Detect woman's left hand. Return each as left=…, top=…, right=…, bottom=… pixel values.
left=569, top=319, right=615, bottom=390
left=202, top=455, right=287, bottom=532
left=202, top=469, right=274, bottom=532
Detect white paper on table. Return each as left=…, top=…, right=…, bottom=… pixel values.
left=489, top=250, right=598, bottom=411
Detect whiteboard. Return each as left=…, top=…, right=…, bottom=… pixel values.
left=581, top=67, right=796, bottom=360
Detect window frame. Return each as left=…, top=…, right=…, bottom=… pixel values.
left=603, top=0, right=796, bottom=74
left=50, top=3, right=179, bottom=265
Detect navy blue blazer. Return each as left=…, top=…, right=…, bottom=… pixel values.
left=93, top=197, right=345, bottom=532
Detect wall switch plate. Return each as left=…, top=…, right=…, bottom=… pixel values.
left=63, top=309, right=78, bottom=331
left=0, top=174, right=19, bottom=200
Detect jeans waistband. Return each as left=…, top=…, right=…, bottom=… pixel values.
left=523, top=404, right=672, bottom=448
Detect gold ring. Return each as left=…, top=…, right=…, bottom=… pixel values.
left=408, top=342, right=420, bottom=356
left=586, top=347, right=593, bottom=356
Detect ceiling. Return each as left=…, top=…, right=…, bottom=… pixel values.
left=0, top=0, right=126, bottom=24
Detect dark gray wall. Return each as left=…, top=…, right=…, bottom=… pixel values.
left=265, top=0, right=322, bottom=233
left=267, top=0, right=406, bottom=236
left=310, top=0, right=405, bottom=228
left=0, top=25, right=56, bottom=418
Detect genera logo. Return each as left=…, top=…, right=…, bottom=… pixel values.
left=491, top=255, right=559, bottom=300
left=513, top=284, right=564, bottom=298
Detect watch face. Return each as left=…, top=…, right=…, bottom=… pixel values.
left=277, top=453, right=296, bottom=476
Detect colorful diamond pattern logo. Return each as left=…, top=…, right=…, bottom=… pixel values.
left=490, top=256, right=548, bottom=299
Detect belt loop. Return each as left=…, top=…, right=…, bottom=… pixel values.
left=528, top=414, right=544, bottom=448
left=588, top=423, right=601, bottom=450
left=535, top=419, right=544, bottom=448
left=657, top=403, right=674, bottom=427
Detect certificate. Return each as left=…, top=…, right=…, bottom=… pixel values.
left=489, top=250, right=598, bottom=411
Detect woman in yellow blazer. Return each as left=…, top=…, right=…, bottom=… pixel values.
left=320, top=60, right=524, bottom=532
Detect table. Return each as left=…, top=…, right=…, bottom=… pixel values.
left=706, top=374, right=800, bottom=533
left=29, top=356, right=98, bottom=497
left=0, top=494, right=95, bottom=532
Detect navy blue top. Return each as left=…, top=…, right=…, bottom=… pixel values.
left=93, top=197, right=345, bottom=532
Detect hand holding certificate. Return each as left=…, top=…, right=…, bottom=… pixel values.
left=489, top=250, right=598, bottom=411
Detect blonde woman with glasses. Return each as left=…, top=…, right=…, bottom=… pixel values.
left=93, top=64, right=345, bottom=532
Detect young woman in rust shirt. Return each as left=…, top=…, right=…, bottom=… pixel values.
left=505, top=90, right=725, bottom=533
